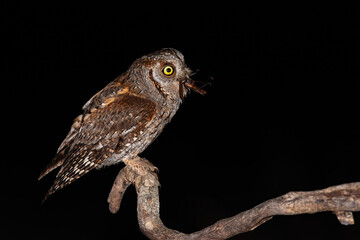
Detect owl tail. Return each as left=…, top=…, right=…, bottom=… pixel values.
left=41, top=181, right=59, bottom=204
left=38, top=156, right=64, bottom=181
left=40, top=164, right=67, bottom=204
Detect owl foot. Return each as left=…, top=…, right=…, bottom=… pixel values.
left=123, top=156, right=158, bottom=176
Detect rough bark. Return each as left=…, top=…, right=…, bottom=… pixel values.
left=108, top=165, right=360, bottom=240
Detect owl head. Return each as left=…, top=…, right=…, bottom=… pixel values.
left=129, top=48, right=205, bottom=101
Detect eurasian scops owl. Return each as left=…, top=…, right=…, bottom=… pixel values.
left=38, top=48, right=205, bottom=201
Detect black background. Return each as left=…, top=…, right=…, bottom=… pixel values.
left=3, top=2, right=360, bottom=240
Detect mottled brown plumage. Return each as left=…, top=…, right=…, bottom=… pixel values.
left=39, top=48, right=205, bottom=201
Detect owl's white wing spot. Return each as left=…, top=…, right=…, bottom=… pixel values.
left=105, top=132, right=112, bottom=139
left=95, top=142, right=104, bottom=150
left=121, top=126, right=137, bottom=135
left=111, top=131, right=119, bottom=138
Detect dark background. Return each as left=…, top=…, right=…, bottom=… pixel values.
left=3, top=2, right=359, bottom=239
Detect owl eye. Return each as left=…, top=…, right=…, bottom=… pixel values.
left=162, top=66, right=174, bottom=76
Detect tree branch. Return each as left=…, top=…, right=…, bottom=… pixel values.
left=108, top=165, right=360, bottom=240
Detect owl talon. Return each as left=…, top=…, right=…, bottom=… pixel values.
left=123, top=157, right=158, bottom=176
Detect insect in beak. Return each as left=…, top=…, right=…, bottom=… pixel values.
left=179, top=78, right=207, bottom=101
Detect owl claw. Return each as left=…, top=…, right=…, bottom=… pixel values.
left=123, top=157, right=158, bottom=176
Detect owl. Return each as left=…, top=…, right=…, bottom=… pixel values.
left=38, top=48, right=206, bottom=201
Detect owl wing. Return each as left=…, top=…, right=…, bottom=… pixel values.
left=38, top=75, right=128, bottom=181
left=38, top=114, right=84, bottom=181
left=41, top=92, right=157, bottom=201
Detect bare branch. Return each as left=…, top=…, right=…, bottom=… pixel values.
left=108, top=166, right=360, bottom=240
left=107, top=166, right=133, bottom=214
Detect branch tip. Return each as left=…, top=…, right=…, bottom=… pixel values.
left=334, top=211, right=355, bottom=225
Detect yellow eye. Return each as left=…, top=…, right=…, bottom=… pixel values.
left=163, top=66, right=174, bottom=76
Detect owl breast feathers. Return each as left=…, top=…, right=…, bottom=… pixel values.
left=39, top=48, right=205, bottom=201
